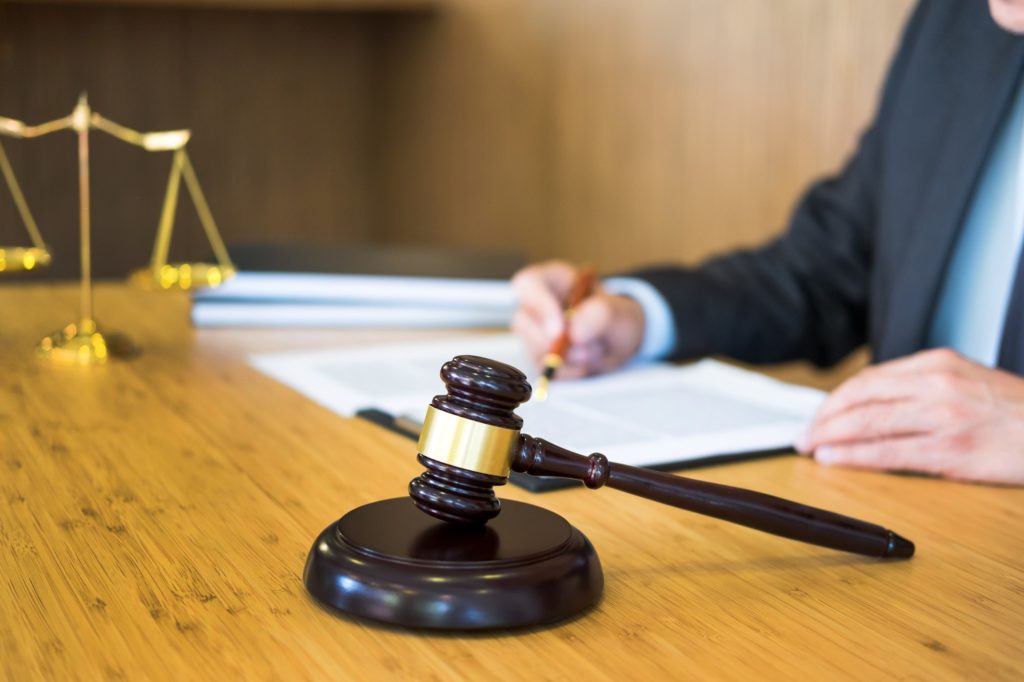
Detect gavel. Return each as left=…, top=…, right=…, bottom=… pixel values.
left=408, top=355, right=914, bottom=559
left=304, top=354, right=913, bottom=630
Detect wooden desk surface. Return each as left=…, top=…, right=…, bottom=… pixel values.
left=3, top=283, right=1023, bottom=681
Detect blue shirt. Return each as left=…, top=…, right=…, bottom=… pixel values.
left=927, top=77, right=1024, bottom=365
left=615, top=78, right=1024, bottom=365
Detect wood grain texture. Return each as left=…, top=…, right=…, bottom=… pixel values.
left=7, top=0, right=431, bottom=9
left=1, top=1, right=914, bottom=281
left=1, top=282, right=1022, bottom=680
left=374, top=0, right=915, bottom=272
left=0, top=2, right=422, bottom=278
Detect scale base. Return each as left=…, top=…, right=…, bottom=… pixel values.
left=304, top=497, right=603, bottom=630
left=37, top=320, right=109, bottom=365
left=37, top=320, right=140, bottom=365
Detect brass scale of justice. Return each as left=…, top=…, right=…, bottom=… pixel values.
left=0, top=94, right=235, bottom=363
left=2, top=98, right=916, bottom=631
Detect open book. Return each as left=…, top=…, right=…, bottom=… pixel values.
left=249, top=334, right=826, bottom=489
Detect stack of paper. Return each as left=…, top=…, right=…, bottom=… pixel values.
left=192, top=273, right=516, bottom=328
left=190, top=243, right=521, bottom=328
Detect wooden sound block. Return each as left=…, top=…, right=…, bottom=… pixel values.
left=304, top=497, right=603, bottom=630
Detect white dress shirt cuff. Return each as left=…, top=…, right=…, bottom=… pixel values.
left=602, top=276, right=677, bottom=362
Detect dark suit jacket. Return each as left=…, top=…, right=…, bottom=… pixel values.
left=635, top=0, right=1024, bottom=367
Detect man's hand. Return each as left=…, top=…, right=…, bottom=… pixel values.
left=511, top=260, right=645, bottom=379
left=798, top=348, right=1024, bottom=485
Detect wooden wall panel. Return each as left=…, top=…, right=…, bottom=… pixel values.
left=370, top=0, right=554, bottom=258
left=0, top=3, right=384, bottom=279
left=13, top=0, right=432, bottom=8
left=0, top=0, right=916, bottom=293
left=374, top=0, right=916, bottom=273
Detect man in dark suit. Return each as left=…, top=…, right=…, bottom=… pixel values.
left=512, top=0, right=1024, bottom=485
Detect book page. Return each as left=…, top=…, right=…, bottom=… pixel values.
left=249, top=334, right=825, bottom=468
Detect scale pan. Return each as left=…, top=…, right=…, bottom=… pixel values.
left=0, top=246, right=50, bottom=272
left=129, top=262, right=235, bottom=291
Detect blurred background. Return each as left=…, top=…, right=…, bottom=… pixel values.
left=0, top=0, right=912, bottom=281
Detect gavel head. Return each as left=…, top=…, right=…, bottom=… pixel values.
left=408, top=355, right=531, bottom=525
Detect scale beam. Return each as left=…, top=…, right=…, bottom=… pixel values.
left=0, top=94, right=235, bottom=364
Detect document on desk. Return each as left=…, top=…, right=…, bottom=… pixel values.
left=249, top=334, right=826, bottom=471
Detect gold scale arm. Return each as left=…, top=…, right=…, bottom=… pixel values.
left=135, top=145, right=235, bottom=290
left=91, top=110, right=236, bottom=289
left=0, top=102, right=235, bottom=285
left=0, top=113, right=69, bottom=272
left=2, top=94, right=235, bottom=365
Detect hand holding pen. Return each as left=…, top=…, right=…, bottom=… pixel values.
left=511, top=260, right=647, bottom=388
left=535, top=266, right=596, bottom=399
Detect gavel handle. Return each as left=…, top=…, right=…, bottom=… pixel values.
left=512, top=435, right=914, bottom=559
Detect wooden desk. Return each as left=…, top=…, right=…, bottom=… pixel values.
left=3, top=283, right=1023, bottom=680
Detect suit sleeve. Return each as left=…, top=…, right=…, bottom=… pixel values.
left=631, top=0, right=930, bottom=368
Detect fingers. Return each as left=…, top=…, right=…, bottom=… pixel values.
left=568, top=296, right=613, bottom=345
left=797, top=348, right=1004, bottom=482
left=556, top=297, right=633, bottom=377
left=813, top=436, right=954, bottom=478
left=511, top=261, right=578, bottom=337
left=811, top=348, right=970, bottom=424
left=796, top=350, right=950, bottom=451
left=815, top=433, right=1024, bottom=485
left=598, top=295, right=646, bottom=372
left=873, top=347, right=967, bottom=374
left=811, top=372, right=918, bottom=424
left=800, top=400, right=934, bottom=452
left=559, top=341, right=605, bottom=379
left=511, top=309, right=550, bottom=368
left=511, top=261, right=646, bottom=379
left=511, top=261, right=579, bottom=368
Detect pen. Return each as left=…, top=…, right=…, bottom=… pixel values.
left=535, top=265, right=596, bottom=401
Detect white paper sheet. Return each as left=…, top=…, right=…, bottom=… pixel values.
left=193, top=272, right=515, bottom=307
left=192, top=302, right=512, bottom=328
left=249, top=334, right=826, bottom=468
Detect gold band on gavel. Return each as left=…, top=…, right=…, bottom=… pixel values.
left=416, top=406, right=519, bottom=477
